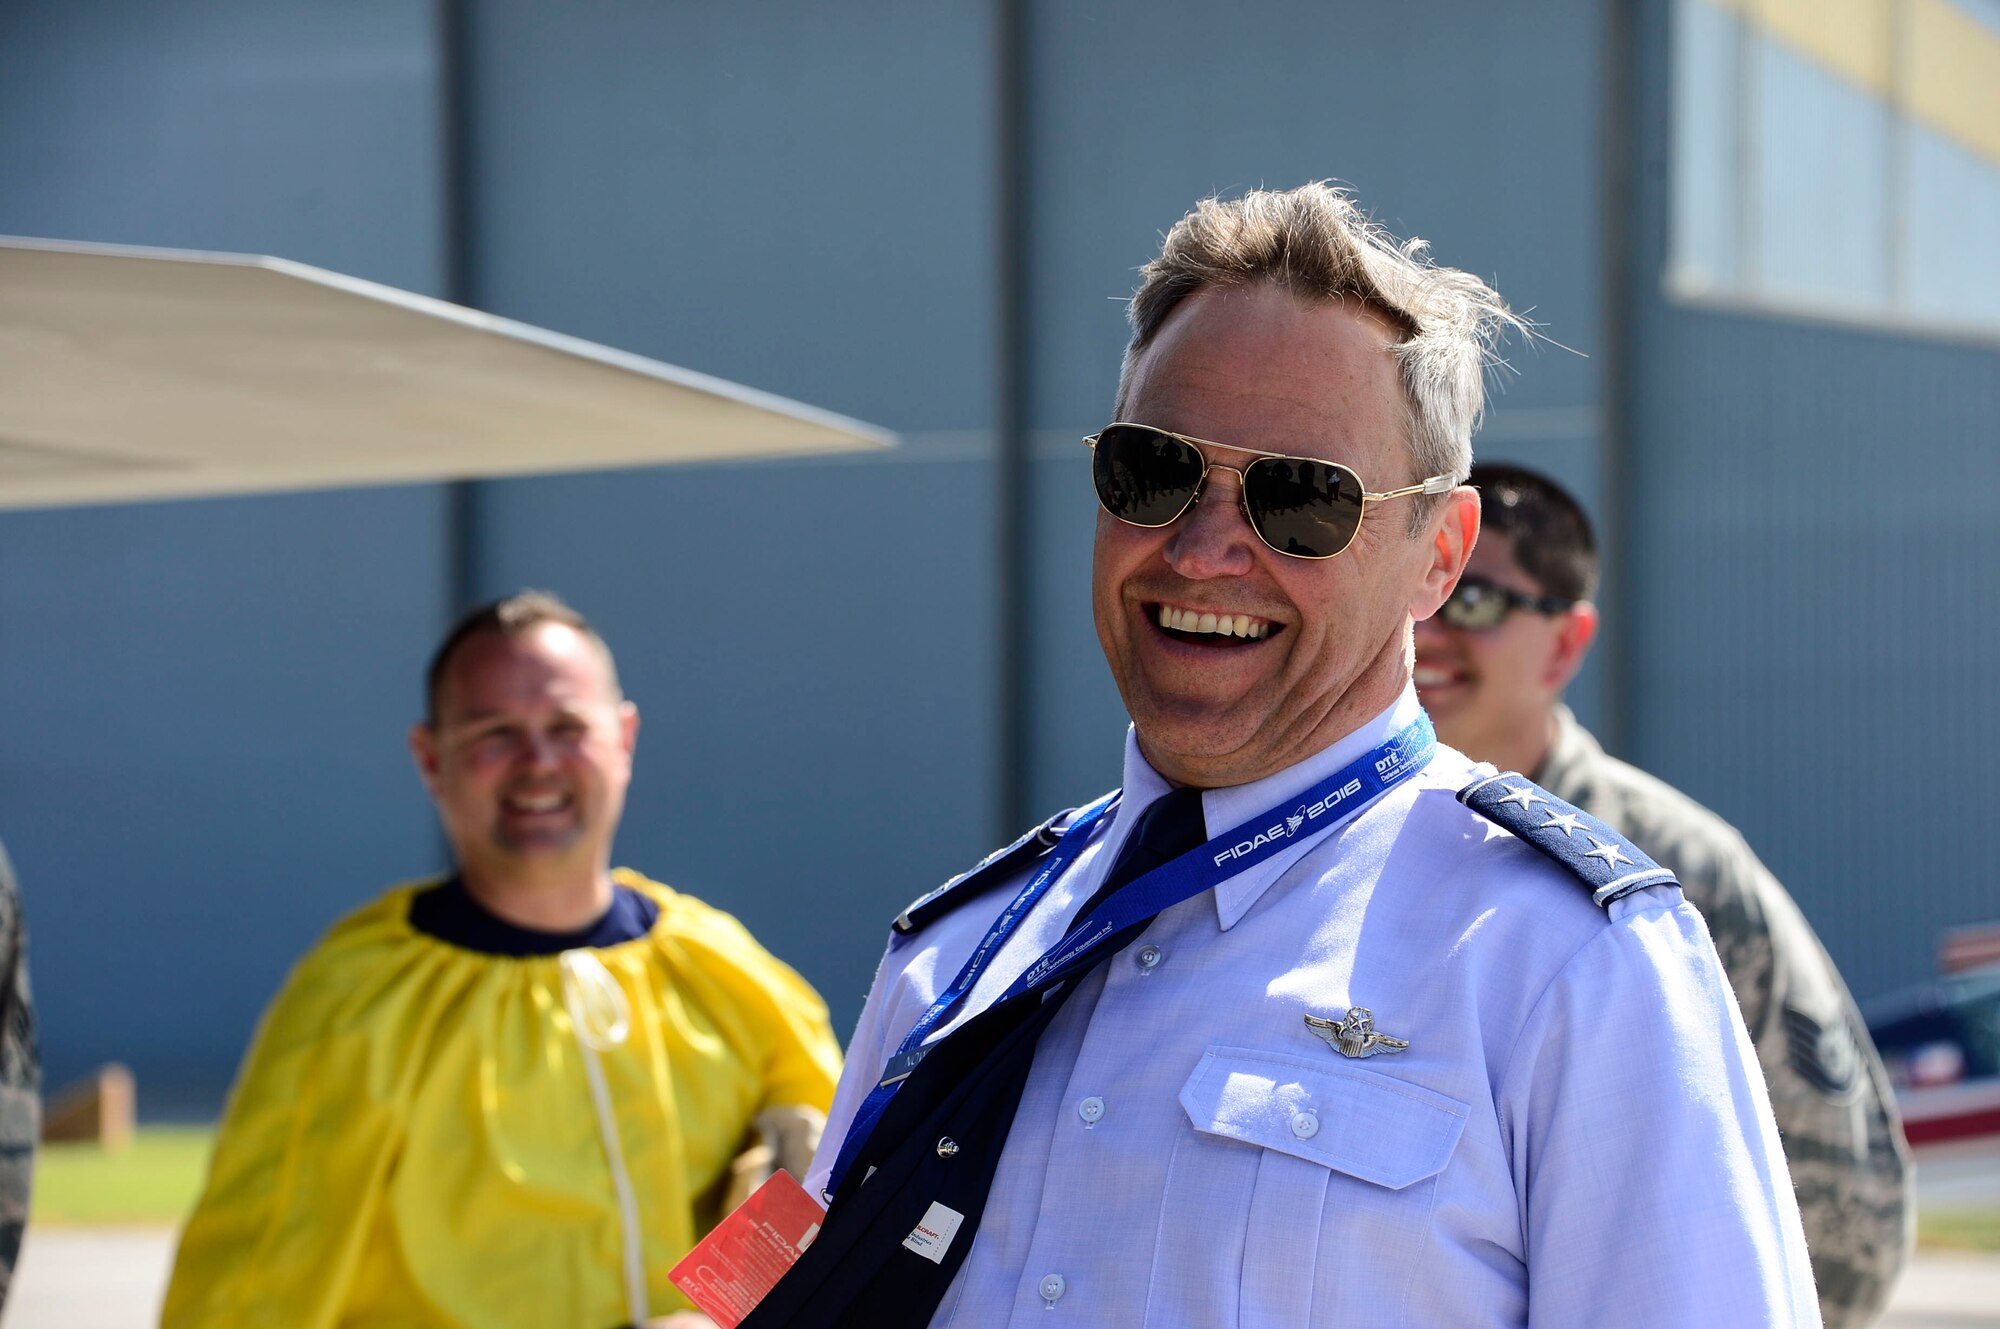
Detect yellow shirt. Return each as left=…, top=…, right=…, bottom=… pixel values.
left=164, top=870, right=841, bottom=1328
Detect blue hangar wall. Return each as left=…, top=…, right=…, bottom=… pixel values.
left=2, top=0, right=1981, bottom=1111
left=0, top=0, right=1006, bottom=1111
left=1623, top=0, right=2000, bottom=1008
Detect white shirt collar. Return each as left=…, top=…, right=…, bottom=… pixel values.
left=1115, top=685, right=1426, bottom=930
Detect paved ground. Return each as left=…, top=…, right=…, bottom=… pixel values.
left=1883, top=1253, right=2000, bottom=1328
left=9, top=1226, right=174, bottom=1328
left=1919, top=1144, right=2000, bottom=1212
left=7, top=1227, right=2000, bottom=1328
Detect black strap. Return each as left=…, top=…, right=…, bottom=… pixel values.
left=892, top=806, right=1079, bottom=936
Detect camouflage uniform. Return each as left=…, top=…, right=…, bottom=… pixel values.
left=0, top=840, right=36, bottom=1310
left=1538, top=707, right=1911, bottom=1327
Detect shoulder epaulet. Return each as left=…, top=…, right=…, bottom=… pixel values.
left=1458, top=771, right=1677, bottom=908
left=892, top=806, right=1081, bottom=935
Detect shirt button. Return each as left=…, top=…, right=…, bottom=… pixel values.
left=1135, top=944, right=1163, bottom=970
left=1290, top=1109, right=1319, bottom=1140
left=1077, top=1095, right=1105, bottom=1124
left=1039, top=1272, right=1067, bottom=1303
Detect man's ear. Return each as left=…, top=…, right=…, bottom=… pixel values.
left=619, top=701, right=640, bottom=756
left=1411, top=486, right=1479, bottom=619
left=409, top=722, right=442, bottom=796
left=1546, top=601, right=1600, bottom=691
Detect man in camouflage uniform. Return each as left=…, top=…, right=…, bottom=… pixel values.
left=1414, top=462, right=1911, bottom=1326
left=0, top=839, right=36, bottom=1310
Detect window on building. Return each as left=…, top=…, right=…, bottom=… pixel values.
left=1670, top=0, right=2000, bottom=332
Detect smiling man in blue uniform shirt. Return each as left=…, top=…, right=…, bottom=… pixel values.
left=764, top=185, right=1818, bottom=1327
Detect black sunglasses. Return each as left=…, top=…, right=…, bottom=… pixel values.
left=1086, top=422, right=1457, bottom=560
left=1437, top=574, right=1576, bottom=630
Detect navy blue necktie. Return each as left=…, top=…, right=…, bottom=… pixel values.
left=742, top=787, right=1208, bottom=1328
left=1075, top=784, right=1207, bottom=917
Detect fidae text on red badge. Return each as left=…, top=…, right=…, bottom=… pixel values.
left=668, top=1172, right=827, bottom=1328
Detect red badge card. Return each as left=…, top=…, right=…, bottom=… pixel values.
left=669, top=1171, right=826, bottom=1328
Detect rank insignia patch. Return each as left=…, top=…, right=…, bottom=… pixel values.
left=1459, top=773, right=1678, bottom=908
left=1782, top=1002, right=1861, bottom=1100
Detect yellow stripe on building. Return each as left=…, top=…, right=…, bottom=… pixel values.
left=1759, top=0, right=1895, bottom=95
left=1903, top=0, right=2000, bottom=167
left=1695, top=0, right=2000, bottom=168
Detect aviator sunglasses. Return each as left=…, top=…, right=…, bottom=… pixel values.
left=1436, top=575, right=1576, bottom=630
left=1086, top=422, right=1457, bottom=560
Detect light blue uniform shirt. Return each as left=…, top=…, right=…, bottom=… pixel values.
left=809, top=690, right=1819, bottom=1327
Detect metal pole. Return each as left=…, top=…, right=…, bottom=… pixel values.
left=994, top=0, right=1032, bottom=839
left=1599, top=0, right=1642, bottom=755
left=437, top=0, right=479, bottom=619
left=433, top=0, right=479, bottom=870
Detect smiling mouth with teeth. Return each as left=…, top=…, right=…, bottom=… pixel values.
left=1154, top=604, right=1276, bottom=643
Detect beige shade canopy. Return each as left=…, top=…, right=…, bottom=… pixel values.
left=0, top=236, right=892, bottom=510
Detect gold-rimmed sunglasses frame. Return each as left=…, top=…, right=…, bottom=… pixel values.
left=1084, top=422, right=1458, bottom=560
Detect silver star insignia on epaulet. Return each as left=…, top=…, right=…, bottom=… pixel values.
left=1539, top=811, right=1584, bottom=838
left=1305, top=1006, right=1411, bottom=1059
left=1496, top=783, right=1547, bottom=811
left=1583, top=836, right=1634, bottom=868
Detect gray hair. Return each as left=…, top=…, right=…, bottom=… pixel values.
left=1118, top=183, right=1524, bottom=528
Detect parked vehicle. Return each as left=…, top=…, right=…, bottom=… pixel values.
left=1865, top=964, right=2000, bottom=1150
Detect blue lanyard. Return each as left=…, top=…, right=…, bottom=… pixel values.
left=876, top=791, right=1122, bottom=1085
left=825, top=715, right=1436, bottom=1200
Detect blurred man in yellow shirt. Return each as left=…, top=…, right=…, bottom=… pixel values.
left=166, top=591, right=840, bottom=1328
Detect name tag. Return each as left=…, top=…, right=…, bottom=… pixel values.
left=668, top=1171, right=826, bottom=1327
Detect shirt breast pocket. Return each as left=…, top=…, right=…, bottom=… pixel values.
left=1145, top=1046, right=1469, bottom=1329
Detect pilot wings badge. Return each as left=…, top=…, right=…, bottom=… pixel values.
left=1305, top=1007, right=1410, bottom=1059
